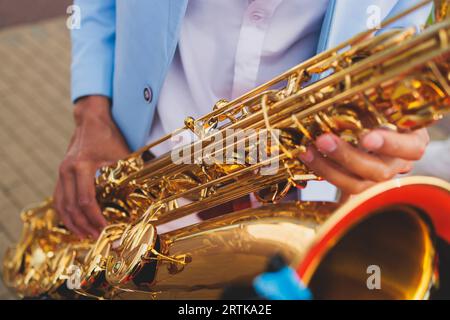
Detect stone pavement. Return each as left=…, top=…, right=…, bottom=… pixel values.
left=0, top=0, right=73, bottom=28
left=0, top=17, right=73, bottom=299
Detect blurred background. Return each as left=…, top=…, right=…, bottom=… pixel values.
left=0, top=0, right=72, bottom=298
left=0, top=0, right=449, bottom=300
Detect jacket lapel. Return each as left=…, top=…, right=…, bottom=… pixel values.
left=318, top=0, right=399, bottom=52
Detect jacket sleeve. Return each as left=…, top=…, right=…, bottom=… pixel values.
left=383, top=0, right=433, bottom=31
left=70, top=0, right=116, bottom=103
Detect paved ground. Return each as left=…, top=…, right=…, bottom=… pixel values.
left=0, top=0, right=72, bottom=28
left=0, top=17, right=73, bottom=299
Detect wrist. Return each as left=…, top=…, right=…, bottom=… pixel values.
left=73, top=95, right=112, bottom=125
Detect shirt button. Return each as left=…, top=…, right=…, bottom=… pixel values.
left=143, top=86, right=153, bottom=103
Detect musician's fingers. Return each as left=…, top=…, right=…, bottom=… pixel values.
left=360, top=128, right=429, bottom=160
left=53, top=179, right=83, bottom=237
left=74, top=162, right=107, bottom=231
left=298, top=147, right=375, bottom=195
left=59, top=163, right=99, bottom=238
left=315, top=133, right=410, bottom=182
left=399, top=159, right=414, bottom=174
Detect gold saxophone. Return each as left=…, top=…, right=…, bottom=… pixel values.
left=3, top=0, right=450, bottom=300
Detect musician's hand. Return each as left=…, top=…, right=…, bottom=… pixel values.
left=298, top=128, right=429, bottom=197
left=54, top=96, right=130, bottom=238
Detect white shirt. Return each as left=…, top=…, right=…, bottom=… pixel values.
left=148, top=0, right=329, bottom=155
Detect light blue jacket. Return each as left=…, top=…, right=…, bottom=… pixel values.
left=71, top=0, right=433, bottom=151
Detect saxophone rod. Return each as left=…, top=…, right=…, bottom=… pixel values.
left=125, top=0, right=436, bottom=159
left=132, top=39, right=450, bottom=223
left=121, top=20, right=450, bottom=188
left=115, top=20, right=435, bottom=187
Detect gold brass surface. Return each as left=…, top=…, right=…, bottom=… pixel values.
left=2, top=1, right=450, bottom=299
left=309, top=205, right=434, bottom=300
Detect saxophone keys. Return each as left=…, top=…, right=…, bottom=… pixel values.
left=105, top=222, right=159, bottom=289
left=184, top=116, right=196, bottom=132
